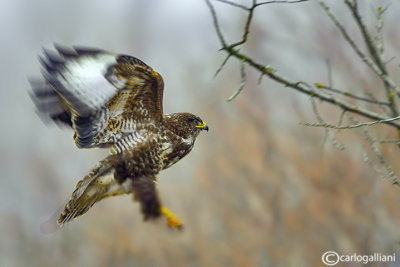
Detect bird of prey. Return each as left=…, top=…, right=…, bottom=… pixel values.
left=31, top=45, right=208, bottom=229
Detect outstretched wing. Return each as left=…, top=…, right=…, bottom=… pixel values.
left=31, top=45, right=164, bottom=149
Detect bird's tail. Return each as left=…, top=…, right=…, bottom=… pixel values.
left=57, top=159, right=132, bottom=225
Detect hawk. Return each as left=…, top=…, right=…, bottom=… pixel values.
left=31, top=45, right=208, bottom=229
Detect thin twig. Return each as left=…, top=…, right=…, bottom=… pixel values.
left=345, top=0, right=383, bottom=70
left=310, top=97, right=345, bottom=150
left=337, top=110, right=347, bottom=128
left=255, top=0, right=309, bottom=7
left=224, top=48, right=400, bottom=128
left=258, top=72, right=264, bottom=85
left=315, top=83, right=390, bottom=105
left=215, top=0, right=310, bottom=49
left=375, top=6, right=385, bottom=57
left=364, top=90, right=391, bottom=114
left=214, top=0, right=309, bottom=10
left=344, top=0, right=399, bottom=117
left=379, top=139, right=400, bottom=144
left=214, top=0, right=249, bottom=10
left=348, top=114, right=399, bottom=185
left=311, top=97, right=329, bottom=149
left=214, top=53, right=232, bottom=78
left=228, top=2, right=256, bottom=48
left=300, top=115, right=400, bottom=130
left=205, top=0, right=400, bottom=183
left=384, top=56, right=395, bottom=65
left=362, top=150, right=387, bottom=178
left=227, top=60, right=246, bottom=101
left=317, top=0, right=400, bottom=99
left=205, top=0, right=400, bottom=128
left=205, top=0, right=227, bottom=47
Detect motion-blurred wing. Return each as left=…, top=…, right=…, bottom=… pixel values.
left=31, top=45, right=165, bottom=149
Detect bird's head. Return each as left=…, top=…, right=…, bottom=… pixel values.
left=164, top=112, right=209, bottom=140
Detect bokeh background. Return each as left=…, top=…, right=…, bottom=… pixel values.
left=1, top=0, right=400, bottom=266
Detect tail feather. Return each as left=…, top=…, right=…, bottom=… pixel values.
left=58, top=160, right=132, bottom=225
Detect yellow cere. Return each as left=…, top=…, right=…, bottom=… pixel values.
left=195, top=121, right=206, bottom=128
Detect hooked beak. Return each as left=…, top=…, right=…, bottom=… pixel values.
left=196, top=121, right=209, bottom=132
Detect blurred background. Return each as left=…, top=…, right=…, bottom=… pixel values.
left=1, top=0, right=400, bottom=266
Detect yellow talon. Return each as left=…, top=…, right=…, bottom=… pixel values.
left=160, top=206, right=184, bottom=229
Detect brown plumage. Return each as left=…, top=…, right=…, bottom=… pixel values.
left=31, top=44, right=208, bottom=229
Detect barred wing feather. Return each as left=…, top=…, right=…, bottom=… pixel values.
left=31, top=45, right=165, bottom=150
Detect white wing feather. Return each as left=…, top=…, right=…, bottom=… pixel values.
left=54, top=53, right=121, bottom=114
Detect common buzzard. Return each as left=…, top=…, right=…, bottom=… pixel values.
left=31, top=45, right=208, bottom=229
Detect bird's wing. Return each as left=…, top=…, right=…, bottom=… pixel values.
left=31, top=45, right=164, bottom=149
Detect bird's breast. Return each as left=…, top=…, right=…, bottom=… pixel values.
left=159, top=138, right=194, bottom=170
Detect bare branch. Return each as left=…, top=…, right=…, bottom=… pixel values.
left=345, top=0, right=383, bottom=70
left=315, top=83, right=391, bottom=105
left=206, top=0, right=399, bottom=125
left=205, top=0, right=400, bottom=183
left=227, top=60, right=246, bottom=101
left=205, top=0, right=227, bottom=47
left=204, top=4, right=400, bottom=128
left=214, top=53, right=232, bottom=78
left=255, top=0, right=309, bottom=7
left=379, top=139, right=400, bottom=144
left=228, top=3, right=255, bottom=48
left=214, top=0, right=310, bottom=10
left=214, top=0, right=249, bottom=10
left=348, top=114, right=399, bottom=185
left=344, top=0, right=399, bottom=117
left=214, top=0, right=310, bottom=49
left=375, top=6, right=385, bottom=57
left=317, top=0, right=400, bottom=99
left=310, top=97, right=345, bottom=150
left=337, top=109, right=347, bottom=128
left=362, top=150, right=389, bottom=179
left=300, top=115, right=400, bottom=130
left=384, top=56, right=395, bottom=65
left=222, top=47, right=400, bottom=128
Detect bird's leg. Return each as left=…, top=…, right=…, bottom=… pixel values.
left=131, top=176, right=183, bottom=229
left=131, top=176, right=161, bottom=219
